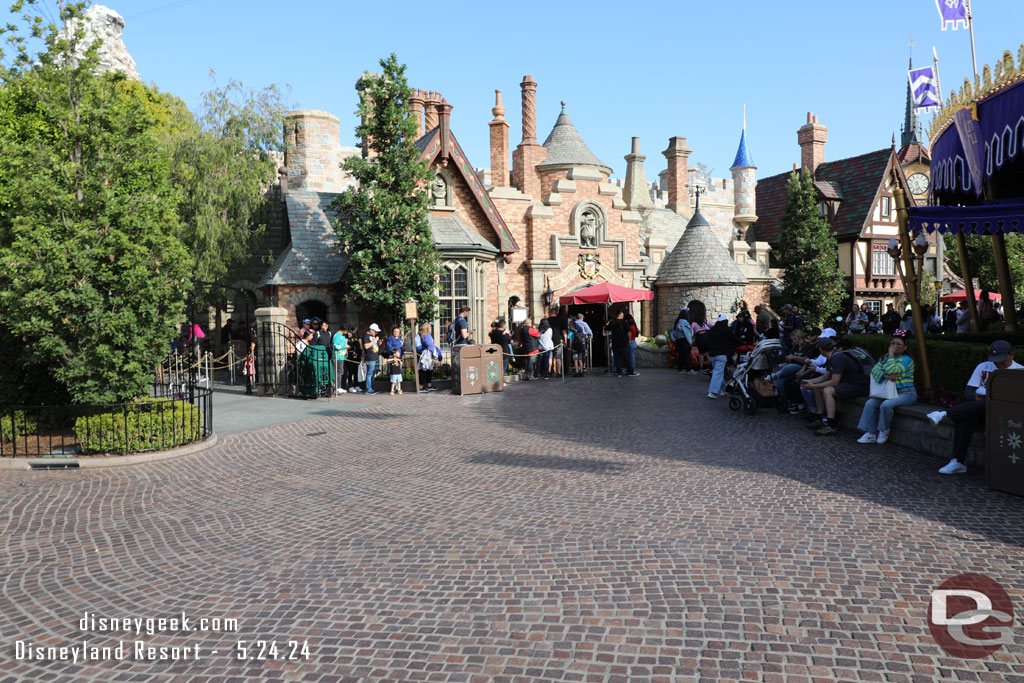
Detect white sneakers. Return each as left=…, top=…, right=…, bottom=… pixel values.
left=926, top=410, right=947, bottom=426
left=876, top=430, right=890, bottom=445
left=857, top=432, right=877, bottom=443
left=707, top=392, right=718, bottom=399
left=939, top=459, right=967, bottom=475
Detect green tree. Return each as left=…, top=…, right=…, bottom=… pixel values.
left=776, top=169, right=847, bottom=327
left=330, top=54, right=439, bottom=326
left=942, top=233, right=1024, bottom=302
left=0, top=0, right=190, bottom=404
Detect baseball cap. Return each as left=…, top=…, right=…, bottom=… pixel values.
left=369, top=323, right=381, bottom=332
left=782, top=304, right=793, bottom=310
left=818, top=338, right=836, bottom=351
left=820, top=327, right=837, bottom=339
left=807, top=326, right=822, bottom=337
left=989, top=340, right=1012, bottom=362
left=717, top=314, right=728, bottom=322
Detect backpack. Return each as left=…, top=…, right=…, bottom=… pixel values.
left=447, top=322, right=456, bottom=345
left=572, top=333, right=585, bottom=353
left=840, top=347, right=875, bottom=376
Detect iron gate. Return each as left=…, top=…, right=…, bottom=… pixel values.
left=256, top=321, right=335, bottom=398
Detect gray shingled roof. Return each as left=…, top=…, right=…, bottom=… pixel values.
left=537, top=102, right=612, bottom=175
left=428, top=213, right=499, bottom=253
left=640, top=207, right=690, bottom=256
left=656, top=209, right=747, bottom=286
left=259, top=191, right=348, bottom=286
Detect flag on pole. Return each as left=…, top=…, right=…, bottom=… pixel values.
left=935, top=0, right=968, bottom=30
left=909, top=65, right=941, bottom=109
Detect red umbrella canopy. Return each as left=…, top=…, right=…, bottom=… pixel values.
left=939, top=289, right=1002, bottom=303
left=558, top=281, right=654, bottom=305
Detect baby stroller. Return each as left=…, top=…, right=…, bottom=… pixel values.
left=723, top=338, right=784, bottom=415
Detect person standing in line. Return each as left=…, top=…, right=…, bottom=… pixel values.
left=345, top=326, right=362, bottom=392
left=606, top=309, right=636, bottom=377
left=574, top=314, right=593, bottom=373
left=332, top=324, right=349, bottom=395
left=537, top=318, right=554, bottom=379
left=363, top=323, right=382, bottom=394
left=416, top=323, right=441, bottom=392
left=669, top=308, right=694, bottom=374
left=624, top=311, right=640, bottom=376
left=453, top=306, right=471, bottom=345
left=706, top=314, right=739, bottom=398
left=244, top=322, right=257, bottom=395
left=491, top=319, right=513, bottom=377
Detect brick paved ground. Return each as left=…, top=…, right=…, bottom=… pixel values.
left=2, top=370, right=1023, bottom=682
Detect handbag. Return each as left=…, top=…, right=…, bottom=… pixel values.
left=419, top=349, right=435, bottom=371
left=869, top=377, right=898, bottom=400
left=357, top=362, right=367, bottom=382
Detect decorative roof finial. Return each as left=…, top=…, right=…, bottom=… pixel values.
left=492, top=89, right=505, bottom=120
left=560, top=100, right=566, bottom=114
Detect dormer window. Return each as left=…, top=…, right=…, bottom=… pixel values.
left=818, top=201, right=828, bottom=218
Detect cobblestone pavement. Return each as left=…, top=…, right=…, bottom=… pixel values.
left=2, top=370, right=1023, bottom=682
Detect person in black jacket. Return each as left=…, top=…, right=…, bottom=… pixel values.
left=707, top=314, right=740, bottom=399
left=605, top=309, right=636, bottom=377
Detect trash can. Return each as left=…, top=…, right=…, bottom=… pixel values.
left=986, top=369, right=1024, bottom=498
left=451, top=345, right=483, bottom=395
left=481, top=344, right=504, bottom=393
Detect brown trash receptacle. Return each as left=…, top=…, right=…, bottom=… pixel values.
left=480, top=344, right=504, bottom=393
left=986, top=369, right=1024, bottom=498
left=451, top=345, right=483, bottom=395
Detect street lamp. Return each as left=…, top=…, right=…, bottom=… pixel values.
left=913, top=232, right=930, bottom=298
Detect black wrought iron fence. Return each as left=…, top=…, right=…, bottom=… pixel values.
left=0, top=384, right=212, bottom=458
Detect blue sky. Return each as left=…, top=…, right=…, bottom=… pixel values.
left=113, top=0, right=1022, bottom=181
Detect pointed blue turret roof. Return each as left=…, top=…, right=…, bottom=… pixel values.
left=731, top=128, right=755, bottom=169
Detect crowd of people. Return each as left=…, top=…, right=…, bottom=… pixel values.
left=666, top=299, right=1020, bottom=476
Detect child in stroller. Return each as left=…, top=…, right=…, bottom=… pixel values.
left=723, top=338, right=786, bottom=414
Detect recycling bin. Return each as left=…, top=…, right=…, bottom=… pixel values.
left=986, top=369, right=1024, bottom=498
left=451, top=345, right=483, bottom=395
left=480, top=344, right=504, bottom=393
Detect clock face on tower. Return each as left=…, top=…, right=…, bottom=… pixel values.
left=907, top=172, right=929, bottom=195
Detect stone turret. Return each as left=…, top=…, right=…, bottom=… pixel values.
left=60, top=4, right=138, bottom=79
left=730, top=122, right=757, bottom=239
left=284, top=110, right=349, bottom=193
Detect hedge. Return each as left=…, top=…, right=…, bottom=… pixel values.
left=74, top=398, right=201, bottom=454
left=0, top=410, right=36, bottom=442
left=927, top=330, right=1024, bottom=346
left=846, top=334, right=1020, bottom=400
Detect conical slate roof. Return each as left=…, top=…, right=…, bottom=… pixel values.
left=537, top=102, right=612, bottom=175
left=731, top=128, right=755, bottom=169
left=656, top=206, right=747, bottom=286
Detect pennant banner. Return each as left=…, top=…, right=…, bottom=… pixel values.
left=935, top=0, right=968, bottom=30
left=953, top=104, right=984, bottom=197
left=909, top=66, right=941, bottom=109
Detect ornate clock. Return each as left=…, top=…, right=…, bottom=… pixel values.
left=907, top=172, right=929, bottom=195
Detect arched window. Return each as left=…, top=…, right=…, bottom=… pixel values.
left=438, top=264, right=469, bottom=336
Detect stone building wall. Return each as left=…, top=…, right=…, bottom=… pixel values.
left=283, top=111, right=358, bottom=193
left=657, top=284, right=747, bottom=325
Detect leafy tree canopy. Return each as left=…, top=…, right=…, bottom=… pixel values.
left=330, top=54, right=440, bottom=327
left=0, top=0, right=189, bottom=403
left=776, top=169, right=847, bottom=327
left=943, top=233, right=1024, bottom=303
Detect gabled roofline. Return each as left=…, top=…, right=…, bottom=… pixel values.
left=416, top=128, right=520, bottom=254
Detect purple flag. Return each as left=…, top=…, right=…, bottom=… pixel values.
left=954, top=104, right=984, bottom=197
left=935, top=0, right=968, bottom=30
left=909, top=66, right=941, bottom=109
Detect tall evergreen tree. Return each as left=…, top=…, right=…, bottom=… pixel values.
left=776, top=169, right=847, bottom=327
left=0, top=1, right=190, bottom=403
left=330, top=54, right=439, bottom=327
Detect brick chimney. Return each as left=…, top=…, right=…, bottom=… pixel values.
left=489, top=89, right=509, bottom=188
left=437, top=99, right=451, bottom=160
left=511, top=75, right=546, bottom=198
left=662, top=136, right=692, bottom=214
left=798, top=112, right=827, bottom=175
left=423, top=91, right=440, bottom=132
left=409, top=88, right=425, bottom=139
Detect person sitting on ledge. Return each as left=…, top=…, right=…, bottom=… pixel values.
left=800, top=337, right=869, bottom=436
left=928, top=340, right=1021, bottom=475
left=855, top=330, right=916, bottom=445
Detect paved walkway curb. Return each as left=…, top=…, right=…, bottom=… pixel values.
left=0, top=432, right=218, bottom=470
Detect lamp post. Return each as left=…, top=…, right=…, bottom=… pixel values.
left=912, top=231, right=929, bottom=299
left=890, top=181, right=932, bottom=392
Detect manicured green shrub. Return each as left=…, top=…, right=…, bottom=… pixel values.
left=0, top=410, right=36, bottom=442
left=927, top=330, right=1024, bottom=346
left=74, top=399, right=201, bottom=454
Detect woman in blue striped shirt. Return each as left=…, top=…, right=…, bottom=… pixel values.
left=856, top=330, right=916, bottom=444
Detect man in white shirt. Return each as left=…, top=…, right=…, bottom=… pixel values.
left=955, top=301, right=971, bottom=333
left=928, top=340, right=1021, bottom=474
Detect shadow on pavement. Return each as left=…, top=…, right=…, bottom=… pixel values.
left=466, top=450, right=627, bottom=474
left=477, top=369, right=1024, bottom=548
